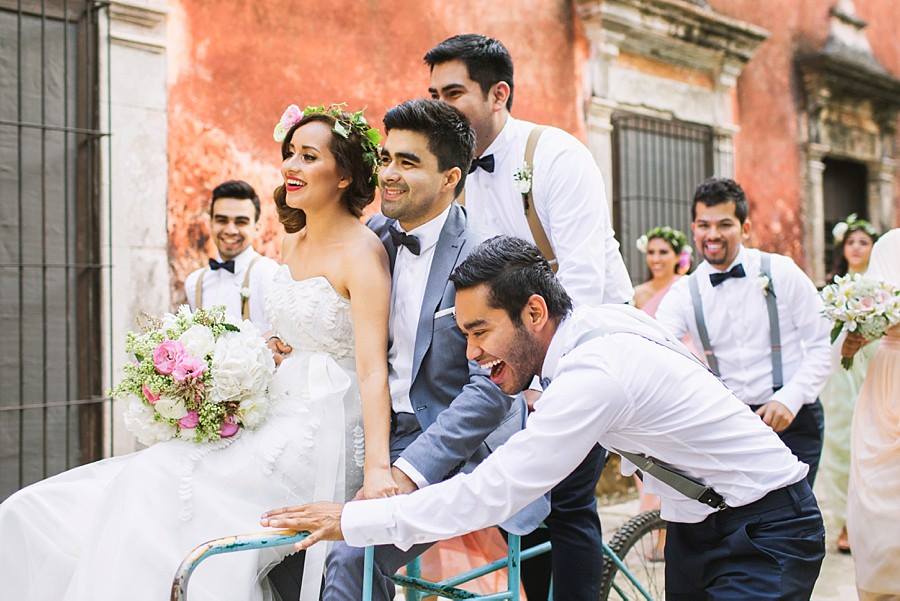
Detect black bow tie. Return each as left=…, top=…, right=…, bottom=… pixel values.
left=208, top=258, right=236, bottom=273
left=389, top=227, right=421, bottom=256
left=709, top=263, right=746, bottom=287
left=469, top=154, right=495, bottom=174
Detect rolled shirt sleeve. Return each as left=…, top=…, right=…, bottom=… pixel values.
left=341, top=354, right=626, bottom=550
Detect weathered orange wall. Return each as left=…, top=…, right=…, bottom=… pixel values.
left=166, top=0, right=587, bottom=303
left=709, top=0, right=900, bottom=265
left=167, top=0, right=900, bottom=297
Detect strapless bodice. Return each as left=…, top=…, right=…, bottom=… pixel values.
left=264, top=266, right=355, bottom=360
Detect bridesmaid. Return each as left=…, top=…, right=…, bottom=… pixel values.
left=818, top=214, right=879, bottom=553
left=631, top=225, right=692, bottom=559
left=843, top=228, right=900, bottom=600
left=633, top=226, right=692, bottom=315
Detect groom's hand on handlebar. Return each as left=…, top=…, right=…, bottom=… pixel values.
left=266, top=336, right=293, bottom=366
left=260, top=502, right=344, bottom=551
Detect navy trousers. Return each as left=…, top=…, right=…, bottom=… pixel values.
left=515, top=444, right=606, bottom=601
left=750, top=400, right=824, bottom=486
left=665, top=480, right=825, bottom=600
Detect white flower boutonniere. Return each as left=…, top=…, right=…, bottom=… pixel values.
left=240, top=287, right=251, bottom=300
left=513, top=165, right=533, bottom=195
left=757, top=275, right=771, bottom=296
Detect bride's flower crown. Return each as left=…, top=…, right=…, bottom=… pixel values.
left=274, top=103, right=382, bottom=187
left=832, top=213, right=878, bottom=244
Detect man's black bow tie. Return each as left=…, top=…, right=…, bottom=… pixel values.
left=208, top=258, right=236, bottom=273
left=709, top=263, right=746, bottom=287
left=469, top=154, right=495, bottom=174
left=389, top=227, right=421, bottom=256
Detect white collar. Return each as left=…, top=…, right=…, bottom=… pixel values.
left=399, top=203, right=452, bottom=255
left=478, top=115, right=517, bottom=163
left=540, top=314, right=574, bottom=381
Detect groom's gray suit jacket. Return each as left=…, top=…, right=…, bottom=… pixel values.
left=369, top=203, right=548, bottom=534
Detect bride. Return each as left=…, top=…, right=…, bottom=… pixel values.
left=0, top=105, right=397, bottom=600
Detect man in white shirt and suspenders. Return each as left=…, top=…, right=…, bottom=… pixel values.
left=656, top=178, right=832, bottom=485
left=424, top=33, right=632, bottom=601
left=184, top=180, right=279, bottom=332
left=263, top=236, right=826, bottom=600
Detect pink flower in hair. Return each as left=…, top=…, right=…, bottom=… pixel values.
left=273, top=104, right=303, bottom=142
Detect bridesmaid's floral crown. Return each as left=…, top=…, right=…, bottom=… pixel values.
left=832, top=213, right=878, bottom=244
left=636, top=226, right=692, bottom=271
left=273, top=103, right=382, bottom=187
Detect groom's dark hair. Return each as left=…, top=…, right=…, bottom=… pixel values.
left=425, top=34, right=515, bottom=110
left=383, top=99, right=475, bottom=198
left=451, top=236, right=573, bottom=324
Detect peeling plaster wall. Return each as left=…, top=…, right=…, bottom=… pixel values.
left=166, top=0, right=587, bottom=303
left=709, top=0, right=900, bottom=265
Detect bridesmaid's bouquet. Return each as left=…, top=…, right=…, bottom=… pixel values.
left=820, top=273, right=900, bottom=368
left=111, top=306, right=275, bottom=445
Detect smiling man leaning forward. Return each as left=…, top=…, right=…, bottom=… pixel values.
left=262, top=235, right=826, bottom=600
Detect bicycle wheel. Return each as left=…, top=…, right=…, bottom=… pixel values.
left=599, top=510, right=666, bottom=601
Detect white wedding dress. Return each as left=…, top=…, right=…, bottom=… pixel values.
left=0, top=266, right=364, bottom=601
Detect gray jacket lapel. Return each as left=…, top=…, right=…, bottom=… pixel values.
left=410, top=203, right=466, bottom=383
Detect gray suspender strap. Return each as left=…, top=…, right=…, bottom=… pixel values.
left=688, top=274, right=720, bottom=376
left=194, top=269, right=207, bottom=309
left=689, top=255, right=782, bottom=391
left=572, top=328, right=728, bottom=510
left=760, top=253, right=783, bottom=391
left=521, top=126, right=557, bottom=273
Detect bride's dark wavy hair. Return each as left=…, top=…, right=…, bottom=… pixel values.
left=274, top=113, right=377, bottom=233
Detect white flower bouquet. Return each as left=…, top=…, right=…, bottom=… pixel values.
left=820, top=273, right=900, bottom=368
left=110, top=305, right=275, bottom=445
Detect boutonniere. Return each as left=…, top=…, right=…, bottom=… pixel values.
left=513, top=165, right=533, bottom=194
left=240, top=287, right=251, bottom=300
left=757, top=275, right=772, bottom=297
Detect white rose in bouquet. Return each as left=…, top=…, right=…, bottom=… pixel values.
left=178, top=324, right=216, bottom=359
left=210, top=325, right=275, bottom=404
left=238, top=395, right=269, bottom=429
left=123, top=397, right=176, bottom=445
left=155, top=395, right=189, bottom=420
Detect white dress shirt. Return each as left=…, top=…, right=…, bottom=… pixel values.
left=184, top=246, right=279, bottom=332
left=386, top=205, right=452, bottom=415
left=655, top=246, right=832, bottom=416
left=341, top=305, right=807, bottom=549
left=464, top=116, right=633, bottom=307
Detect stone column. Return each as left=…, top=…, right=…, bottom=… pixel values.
left=804, top=144, right=828, bottom=284
left=586, top=98, right=617, bottom=215
left=98, top=0, right=169, bottom=456
left=867, top=158, right=896, bottom=232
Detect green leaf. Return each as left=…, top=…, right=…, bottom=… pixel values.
left=841, top=356, right=854, bottom=369
left=829, top=322, right=844, bottom=344
left=365, top=128, right=381, bottom=144
left=333, top=121, right=349, bottom=138
left=222, top=323, right=240, bottom=332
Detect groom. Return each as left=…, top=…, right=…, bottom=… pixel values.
left=271, top=99, right=548, bottom=601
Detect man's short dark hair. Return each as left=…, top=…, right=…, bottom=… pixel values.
left=451, top=236, right=573, bottom=324
left=383, top=99, right=475, bottom=198
left=691, top=177, right=749, bottom=224
left=424, top=34, right=515, bottom=111
left=210, top=179, right=260, bottom=221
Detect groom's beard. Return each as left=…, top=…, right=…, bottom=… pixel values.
left=498, top=326, right=544, bottom=395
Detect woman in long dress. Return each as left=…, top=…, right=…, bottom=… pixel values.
left=0, top=106, right=396, bottom=601
left=843, top=228, right=900, bottom=600
left=817, top=215, right=879, bottom=553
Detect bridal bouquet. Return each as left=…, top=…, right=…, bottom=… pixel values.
left=820, top=273, right=900, bottom=368
left=111, top=305, right=276, bottom=445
